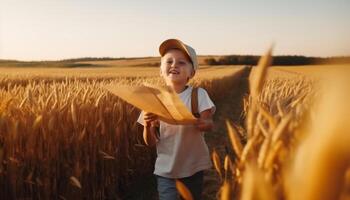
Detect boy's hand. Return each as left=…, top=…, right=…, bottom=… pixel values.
left=195, top=118, right=213, bottom=131
left=195, top=109, right=214, bottom=131
left=143, top=112, right=159, bottom=146
left=144, top=112, right=159, bottom=127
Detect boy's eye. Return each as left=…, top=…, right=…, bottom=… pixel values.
left=179, top=61, right=186, bottom=65
left=166, top=60, right=173, bottom=64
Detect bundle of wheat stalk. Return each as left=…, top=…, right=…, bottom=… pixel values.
left=213, top=48, right=350, bottom=200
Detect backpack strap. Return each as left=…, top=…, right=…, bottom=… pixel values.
left=191, top=87, right=200, bottom=118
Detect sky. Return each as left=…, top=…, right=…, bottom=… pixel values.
left=0, top=0, right=349, bottom=61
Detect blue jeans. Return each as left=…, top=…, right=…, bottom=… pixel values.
left=156, top=171, right=204, bottom=200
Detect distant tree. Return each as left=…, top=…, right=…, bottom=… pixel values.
left=204, top=58, right=218, bottom=65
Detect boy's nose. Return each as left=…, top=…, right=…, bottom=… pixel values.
left=170, top=62, right=177, bottom=68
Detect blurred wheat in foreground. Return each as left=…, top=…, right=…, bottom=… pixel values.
left=214, top=49, right=350, bottom=200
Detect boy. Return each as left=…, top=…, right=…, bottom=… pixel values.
left=137, top=39, right=215, bottom=200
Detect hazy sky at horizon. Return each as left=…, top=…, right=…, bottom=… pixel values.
left=1, top=0, right=349, bottom=61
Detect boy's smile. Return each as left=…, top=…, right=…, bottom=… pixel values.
left=169, top=68, right=179, bottom=75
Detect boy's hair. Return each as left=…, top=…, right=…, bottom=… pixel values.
left=159, top=39, right=198, bottom=71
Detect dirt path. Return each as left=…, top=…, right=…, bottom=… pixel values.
left=203, top=66, right=251, bottom=200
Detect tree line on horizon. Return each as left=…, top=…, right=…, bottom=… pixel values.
left=204, top=55, right=350, bottom=66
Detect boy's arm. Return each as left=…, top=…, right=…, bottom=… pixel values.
left=196, top=108, right=214, bottom=132
left=143, top=112, right=159, bottom=146
left=143, top=123, right=159, bottom=146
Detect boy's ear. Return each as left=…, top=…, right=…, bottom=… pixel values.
left=190, top=69, right=196, bottom=78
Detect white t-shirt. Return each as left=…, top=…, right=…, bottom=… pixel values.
left=137, top=86, right=216, bottom=178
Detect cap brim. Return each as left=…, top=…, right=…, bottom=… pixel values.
left=159, top=39, right=191, bottom=58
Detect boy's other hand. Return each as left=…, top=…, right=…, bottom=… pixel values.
left=195, top=118, right=213, bottom=131
left=144, top=112, right=159, bottom=127
left=195, top=109, right=214, bottom=131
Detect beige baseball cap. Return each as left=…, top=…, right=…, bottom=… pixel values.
left=159, top=39, right=198, bottom=71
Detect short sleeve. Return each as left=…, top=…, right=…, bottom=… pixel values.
left=137, top=111, right=145, bottom=126
left=197, top=88, right=216, bottom=114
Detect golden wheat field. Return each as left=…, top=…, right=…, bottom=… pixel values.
left=0, top=55, right=350, bottom=200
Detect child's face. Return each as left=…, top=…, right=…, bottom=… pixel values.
left=160, top=49, right=195, bottom=85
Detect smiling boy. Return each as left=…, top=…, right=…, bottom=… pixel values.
left=137, top=39, right=215, bottom=200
